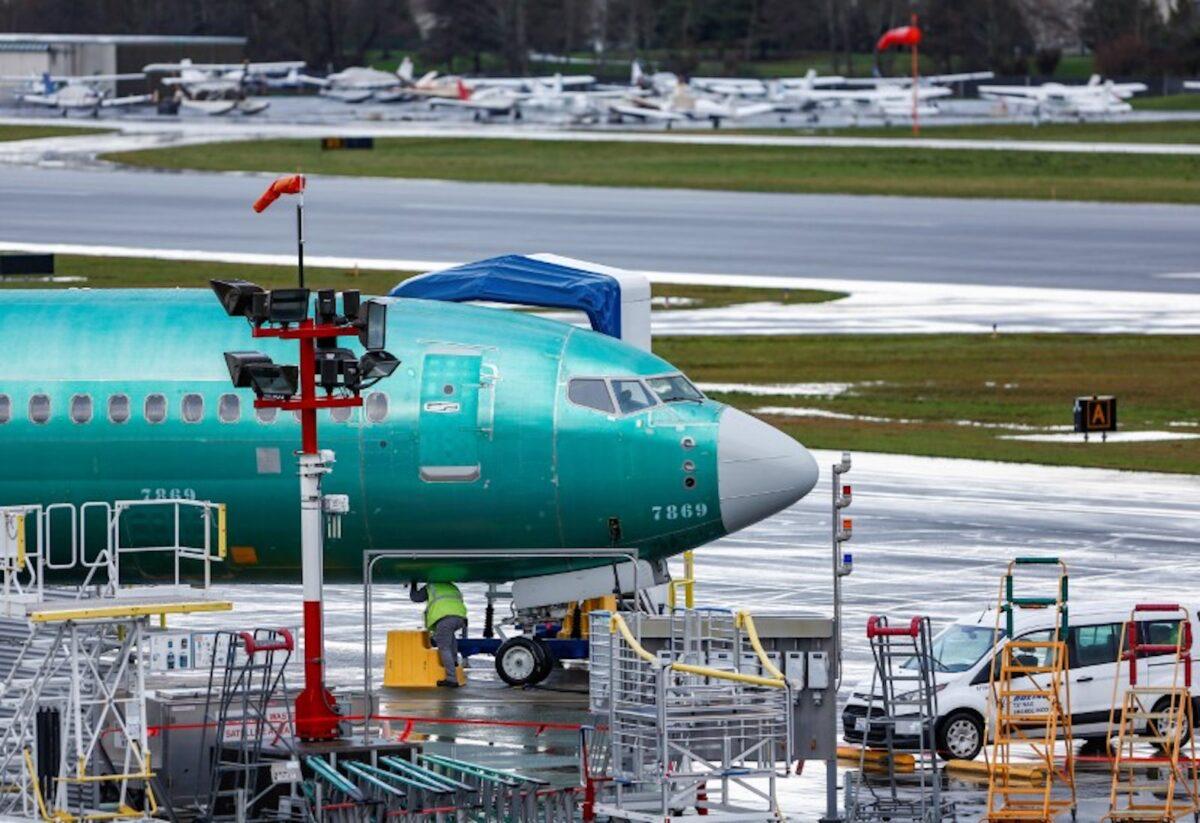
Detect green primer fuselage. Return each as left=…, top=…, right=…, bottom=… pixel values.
left=0, top=289, right=725, bottom=583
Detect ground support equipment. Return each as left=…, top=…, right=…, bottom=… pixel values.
left=845, top=615, right=956, bottom=822
left=589, top=607, right=793, bottom=821
left=1105, top=603, right=1200, bottom=822
left=986, top=557, right=1077, bottom=822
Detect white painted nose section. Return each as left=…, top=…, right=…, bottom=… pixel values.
left=717, top=406, right=819, bottom=534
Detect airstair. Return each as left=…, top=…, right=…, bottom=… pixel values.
left=986, top=557, right=1077, bottom=822
left=1105, top=603, right=1200, bottom=822
left=0, top=498, right=230, bottom=821
left=845, top=615, right=955, bottom=822
left=588, top=607, right=793, bottom=821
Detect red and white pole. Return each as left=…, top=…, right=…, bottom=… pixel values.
left=293, top=325, right=342, bottom=740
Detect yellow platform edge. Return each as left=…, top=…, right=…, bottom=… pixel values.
left=30, top=600, right=233, bottom=623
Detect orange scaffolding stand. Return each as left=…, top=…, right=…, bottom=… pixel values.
left=1105, top=603, right=1200, bottom=822
left=985, top=557, right=1077, bottom=822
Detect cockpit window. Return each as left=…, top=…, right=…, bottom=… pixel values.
left=568, top=379, right=615, bottom=414
left=611, top=379, right=658, bottom=414
left=646, top=374, right=704, bottom=404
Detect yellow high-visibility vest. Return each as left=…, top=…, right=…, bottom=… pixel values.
left=425, top=583, right=467, bottom=629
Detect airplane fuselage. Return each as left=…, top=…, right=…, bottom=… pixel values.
left=0, top=290, right=817, bottom=586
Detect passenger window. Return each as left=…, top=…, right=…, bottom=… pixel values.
left=1070, top=623, right=1121, bottom=668
left=330, top=405, right=352, bottom=423
left=182, top=393, right=204, bottom=423
left=29, top=394, right=50, bottom=424
left=218, top=394, right=240, bottom=423
left=108, top=394, right=130, bottom=424
left=0, top=394, right=10, bottom=424
left=365, top=392, right=388, bottom=423
left=70, top=394, right=92, bottom=424
left=611, top=379, right=657, bottom=414
left=144, top=394, right=166, bottom=424
left=568, top=378, right=615, bottom=414
left=1140, top=620, right=1183, bottom=654
left=255, top=406, right=278, bottom=424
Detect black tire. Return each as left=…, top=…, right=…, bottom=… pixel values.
left=531, top=638, right=555, bottom=684
left=495, top=637, right=547, bottom=687
left=936, top=710, right=984, bottom=761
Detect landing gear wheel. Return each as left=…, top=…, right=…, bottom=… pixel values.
left=532, top=638, right=555, bottom=683
left=495, top=637, right=548, bottom=687
left=936, top=710, right=984, bottom=761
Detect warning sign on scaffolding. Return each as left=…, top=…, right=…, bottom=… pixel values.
left=1073, top=395, right=1117, bottom=433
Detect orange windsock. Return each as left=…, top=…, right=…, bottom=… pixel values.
left=252, top=174, right=305, bottom=213
left=875, top=25, right=921, bottom=51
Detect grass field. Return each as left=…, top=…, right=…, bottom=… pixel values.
left=0, top=124, right=109, bottom=142
left=1, top=255, right=842, bottom=311
left=758, top=119, right=1200, bottom=144
left=1135, top=93, right=1200, bottom=111
left=105, top=137, right=1200, bottom=204
left=656, top=334, right=1200, bottom=474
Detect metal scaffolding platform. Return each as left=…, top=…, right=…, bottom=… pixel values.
left=589, top=607, right=793, bottom=822
left=0, top=498, right=230, bottom=822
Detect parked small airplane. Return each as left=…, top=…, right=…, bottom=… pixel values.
left=1183, top=80, right=1200, bottom=91
left=144, top=59, right=303, bottom=115
left=691, top=69, right=846, bottom=99
left=0, top=72, right=150, bottom=116
left=979, top=74, right=1147, bottom=120
left=800, top=82, right=953, bottom=123
left=609, top=86, right=775, bottom=128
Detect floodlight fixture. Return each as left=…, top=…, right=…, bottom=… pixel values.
left=246, top=363, right=299, bottom=399
left=316, top=289, right=337, bottom=325
left=314, top=346, right=357, bottom=393
left=359, top=350, right=401, bottom=384
left=357, top=299, right=387, bottom=351
left=211, top=279, right=266, bottom=318
left=341, top=290, right=361, bottom=323
left=267, top=288, right=311, bottom=324
left=224, top=351, right=273, bottom=388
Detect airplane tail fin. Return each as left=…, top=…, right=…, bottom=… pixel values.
left=398, top=56, right=413, bottom=83
left=554, top=72, right=563, bottom=95
left=1088, top=73, right=1101, bottom=86
left=457, top=78, right=471, bottom=100
left=631, top=60, right=643, bottom=87
left=804, top=68, right=816, bottom=90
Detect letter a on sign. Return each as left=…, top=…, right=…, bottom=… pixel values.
left=1090, top=401, right=1108, bottom=428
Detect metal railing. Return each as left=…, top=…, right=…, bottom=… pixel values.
left=0, top=498, right=226, bottom=603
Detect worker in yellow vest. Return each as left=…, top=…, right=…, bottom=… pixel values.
left=409, top=580, right=468, bottom=687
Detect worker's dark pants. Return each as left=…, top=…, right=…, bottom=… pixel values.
left=432, top=615, right=467, bottom=680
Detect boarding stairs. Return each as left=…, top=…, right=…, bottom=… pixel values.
left=0, top=498, right=230, bottom=821
left=588, top=607, right=792, bottom=822
left=846, top=615, right=955, bottom=822
left=1105, top=604, right=1200, bottom=822
left=986, top=557, right=1077, bottom=822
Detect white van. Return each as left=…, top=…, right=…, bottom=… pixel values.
left=842, top=602, right=1200, bottom=761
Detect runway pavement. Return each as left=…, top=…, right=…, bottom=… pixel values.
left=0, top=165, right=1198, bottom=293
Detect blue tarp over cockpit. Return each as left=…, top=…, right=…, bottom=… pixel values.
left=389, top=254, right=625, bottom=340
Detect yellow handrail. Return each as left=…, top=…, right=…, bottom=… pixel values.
left=668, top=551, right=696, bottom=609
left=217, top=504, right=227, bottom=560
left=23, top=749, right=49, bottom=822
left=736, top=611, right=786, bottom=680
left=609, top=613, right=786, bottom=689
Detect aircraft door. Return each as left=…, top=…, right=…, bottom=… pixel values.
left=418, top=352, right=483, bottom=483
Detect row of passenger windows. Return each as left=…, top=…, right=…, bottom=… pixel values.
left=0, top=392, right=391, bottom=425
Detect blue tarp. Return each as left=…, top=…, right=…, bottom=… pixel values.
left=389, top=254, right=622, bottom=339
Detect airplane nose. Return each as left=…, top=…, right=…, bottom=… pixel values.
left=717, top=407, right=819, bottom=534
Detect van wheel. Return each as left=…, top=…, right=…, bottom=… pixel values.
left=1151, top=696, right=1193, bottom=749
left=495, top=637, right=547, bottom=687
left=937, top=711, right=984, bottom=761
